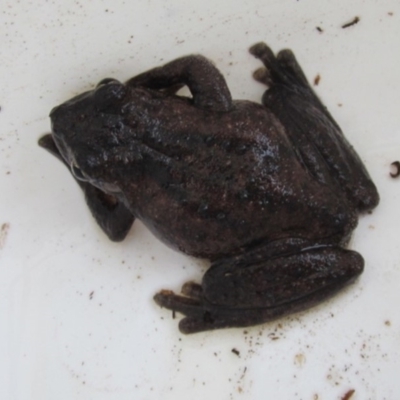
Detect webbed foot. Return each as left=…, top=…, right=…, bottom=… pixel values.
left=155, top=246, right=364, bottom=334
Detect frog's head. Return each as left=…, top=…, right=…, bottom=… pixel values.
left=46, top=79, right=130, bottom=193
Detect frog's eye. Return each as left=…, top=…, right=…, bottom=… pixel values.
left=71, top=162, right=87, bottom=182
left=94, top=80, right=126, bottom=110
left=97, top=78, right=119, bottom=87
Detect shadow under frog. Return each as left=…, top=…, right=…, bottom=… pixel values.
left=39, top=43, right=379, bottom=334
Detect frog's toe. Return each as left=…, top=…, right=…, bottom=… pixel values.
left=178, top=314, right=216, bottom=334
left=181, top=281, right=203, bottom=299
left=249, top=42, right=274, bottom=61
left=38, top=134, right=64, bottom=162
left=153, top=290, right=204, bottom=317
left=253, top=67, right=272, bottom=86
left=154, top=288, right=224, bottom=333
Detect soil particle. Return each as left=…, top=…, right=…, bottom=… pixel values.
left=390, top=161, right=400, bottom=178
left=0, top=223, right=10, bottom=249
left=342, top=17, right=360, bottom=29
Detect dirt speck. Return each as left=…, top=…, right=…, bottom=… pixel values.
left=316, top=26, right=323, bottom=33
left=390, top=161, right=400, bottom=178
left=384, top=320, right=391, bottom=326
left=294, top=353, right=306, bottom=367
left=388, top=12, right=393, bottom=16
left=89, top=291, right=94, bottom=300
left=0, top=223, right=10, bottom=249
left=314, top=74, right=321, bottom=86
left=342, top=17, right=360, bottom=29
left=341, top=389, right=355, bottom=400
left=231, top=348, right=240, bottom=357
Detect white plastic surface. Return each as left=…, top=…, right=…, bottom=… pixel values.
left=1, top=1, right=399, bottom=399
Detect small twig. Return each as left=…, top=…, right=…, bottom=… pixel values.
left=342, top=16, right=360, bottom=29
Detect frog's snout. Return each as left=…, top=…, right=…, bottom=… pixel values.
left=49, top=104, right=62, bottom=119
left=49, top=102, right=72, bottom=133
left=49, top=103, right=65, bottom=132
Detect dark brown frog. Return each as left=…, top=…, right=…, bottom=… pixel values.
left=39, top=43, right=379, bottom=333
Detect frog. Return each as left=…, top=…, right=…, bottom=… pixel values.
left=39, top=42, right=379, bottom=334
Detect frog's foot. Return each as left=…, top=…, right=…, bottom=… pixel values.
left=39, top=134, right=135, bottom=242
left=154, top=246, right=364, bottom=334
left=154, top=289, right=270, bottom=334
left=249, top=42, right=379, bottom=213
left=250, top=42, right=309, bottom=89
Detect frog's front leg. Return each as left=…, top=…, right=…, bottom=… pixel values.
left=250, top=43, right=379, bottom=213
left=154, top=245, right=363, bottom=334
left=39, top=134, right=135, bottom=241
left=126, top=55, right=233, bottom=112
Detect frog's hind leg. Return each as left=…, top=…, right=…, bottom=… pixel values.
left=249, top=43, right=379, bottom=213
left=154, top=245, right=363, bottom=334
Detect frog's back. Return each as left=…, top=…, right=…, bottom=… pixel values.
left=124, top=92, right=356, bottom=258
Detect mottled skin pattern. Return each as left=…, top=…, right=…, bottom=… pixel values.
left=39, top=43, right=379, bottom=334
